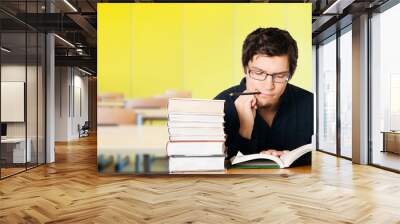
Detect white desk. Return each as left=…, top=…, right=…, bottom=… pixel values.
left=1, top=138, right=31, bottom=163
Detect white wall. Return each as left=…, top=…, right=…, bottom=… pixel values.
left=1, top=63, right=46, bottom=164
left=55, top=67, right=89, bottom=141
left=55, top=67, right=70, bottom=141
left=1, top=65, right=39, bottom=138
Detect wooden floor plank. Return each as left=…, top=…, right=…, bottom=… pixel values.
left=1, top=135, right=400, bottom=223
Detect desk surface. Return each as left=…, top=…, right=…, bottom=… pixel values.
left=97, top=125, right=312, bottom=175
left=381, top=131, right=400, bottom=134
left=98, top=153, right=312, bottom=175
left=1, top=138, right=27, bottom=143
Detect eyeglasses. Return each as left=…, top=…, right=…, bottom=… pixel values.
left=247, top=68, right=290, bottom=83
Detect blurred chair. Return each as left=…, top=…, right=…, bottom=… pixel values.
left=125, top=97, right=168, bottom=109
left=98, top=92, right=125, bottom=108
left=98, top=107, right=136, bottom=125
left=98, top=92, right=124, bottom=102
left=78, top=121, right=90, bottom=138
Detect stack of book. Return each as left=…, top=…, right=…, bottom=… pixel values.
left=166, top=98, right=226, bottom=173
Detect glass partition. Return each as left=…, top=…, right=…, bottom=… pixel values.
left=317, top=35, right=337, bottom=154
left=339, top=27, right=352, bottom=158
left=1, top=30, right=28, bottom=177
left=370, top=3, right=400, bottom=171
left=0, top=1, right=46, bottom=179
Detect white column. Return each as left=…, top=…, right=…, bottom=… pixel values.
left=46, top=32, right=55, bottom=163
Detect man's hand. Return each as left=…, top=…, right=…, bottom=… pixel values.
left=234, top=90, right=257, bottom=139
left=261, top=149, right=290, bottom=157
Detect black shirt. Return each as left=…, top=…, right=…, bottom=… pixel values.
left=214, top=78, right=313, bottom=166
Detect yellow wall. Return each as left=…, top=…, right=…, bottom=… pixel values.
left=98, top=3, right=312, bottom=99
left=98, top=4, right=132, bottom=98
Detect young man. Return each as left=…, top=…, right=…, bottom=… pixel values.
left=215, top=27, right=313, bottom=166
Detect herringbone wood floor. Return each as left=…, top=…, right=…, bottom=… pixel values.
left=1, top=135, right=400, bottom=224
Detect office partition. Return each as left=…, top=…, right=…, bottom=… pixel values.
left=0, top=0, right=47, bottom=179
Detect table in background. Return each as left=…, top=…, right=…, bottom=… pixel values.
left=1, top=138, right=32, bottom=164
left=381, top=131, right=400, bottom=154
left=97, top=101, right=125, bottom=107
left=133, top=108, right=168, bottom=125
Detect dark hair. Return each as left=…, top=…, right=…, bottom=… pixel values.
left=242, top=27, right=298, bottom=78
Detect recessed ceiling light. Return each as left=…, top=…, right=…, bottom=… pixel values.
left=54, top=34, right=75, bottom=48
left=323, top=0, right=355, bottom=15
left=78, top=67, right=93, bottom=76
left=63, top=0, right=78, bottom=12
left=1, top=47, right=11, bottom=53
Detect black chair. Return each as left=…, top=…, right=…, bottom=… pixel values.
left=79, top=121, right=90, bottom=138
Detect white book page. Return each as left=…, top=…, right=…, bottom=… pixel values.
left=230, top=152, right=284, bottom=168
left=169, top=157, right=225, bottom=172
left=167, top=142, right=225, bottom=156
left=168, top=114, right=224, bottom=122
left=280, top=144, right=313, bottom=167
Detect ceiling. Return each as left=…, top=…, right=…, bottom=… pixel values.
left=0, top=0, right=391, bottom=75
left=1, top=0, right=97, bottom=74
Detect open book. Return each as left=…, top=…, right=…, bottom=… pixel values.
left=230, top=144, right=313, bottom=168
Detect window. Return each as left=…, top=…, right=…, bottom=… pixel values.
left=317, top=36, right=337, bottom=154
left=339, top=27, right=352, bottom=158
left=370, top=2, right=400, bottom=170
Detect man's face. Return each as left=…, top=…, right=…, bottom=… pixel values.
left=245, top=54, right=289, bottom=108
